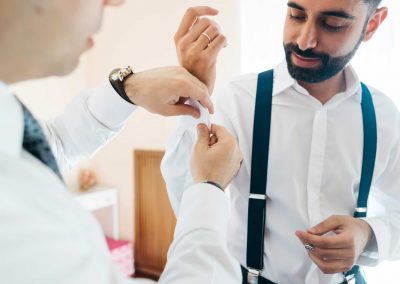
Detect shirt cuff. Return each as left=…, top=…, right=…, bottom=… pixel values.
left=357, top=217, right=388, bottom=266
left=87, top=80, right=137, bottom=129
left=174, top=183, right=230, bottom=238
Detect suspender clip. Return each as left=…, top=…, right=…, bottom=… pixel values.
left=249, top=194, right=266, bottom=200
left=355, top=207, right=367, bottom=213
left=344, top=273, right=356, bottom=284
left=247, top=268, right=260, bottom=284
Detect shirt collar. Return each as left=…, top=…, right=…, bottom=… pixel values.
left=273, top=60, right=362, bottom=104
left=343, top=64, right=362, bottom=103
left=0, top=81, right=24, bottom=157
left=273, top=61, right=296, bottom=96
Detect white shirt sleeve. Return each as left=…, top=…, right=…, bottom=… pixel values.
left=43, top=81, right=137, bottom=170
left=358, top=113, right=400, bottom=265
left=159, top=183, right=242, bottom=284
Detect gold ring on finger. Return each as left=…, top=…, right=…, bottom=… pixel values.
left=201, top=32, right=212, bottom=45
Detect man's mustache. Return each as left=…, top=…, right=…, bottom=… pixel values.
left=286, top=44, right=328, bottom=60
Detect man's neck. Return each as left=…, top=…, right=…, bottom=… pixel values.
left=0, top=44, right=47, bottom=84
left=0, top=62, right=45, bottom=85
left=298, top=71, right=346, bottom=105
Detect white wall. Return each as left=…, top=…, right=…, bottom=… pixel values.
left=11, top=0, right=241, bottom=242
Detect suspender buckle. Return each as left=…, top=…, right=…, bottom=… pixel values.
left=249, top=194, right=266, bottom=200
left=344, top=274, right=356, bottom=284
left=355, top=207, right=367, bottom=213
left=247, top=268, right=260, bottom=284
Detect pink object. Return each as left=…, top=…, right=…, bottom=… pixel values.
left=106, top=236, right=134, bottom=277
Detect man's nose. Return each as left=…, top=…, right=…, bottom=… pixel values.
left=296, top=22, right=318, bottom=51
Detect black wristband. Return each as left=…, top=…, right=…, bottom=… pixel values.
left=109, top=67, right=135, bottom=105
left=202, top=181, right=224, bottom=191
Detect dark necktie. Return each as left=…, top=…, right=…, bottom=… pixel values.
left=19, top=101, right=63, bottom=180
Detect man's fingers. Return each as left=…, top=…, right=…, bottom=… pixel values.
left=174, top=68, right=214, bottom=113
left=165, top=104, right=200, bottom=118
left=312, top=247, right=354, bottom=261
left=296, top=231, right=349, bottom=249
left=210, top=124, right=227, bottom=138
left=175, top=6, right=219, bottom=41
left=207, top=34, right=228, bottom=53
left=209, top=135, right=218, bottom=146
left=193, top=23, right=221, bottom=51
left=196, top=123, right=211, bottom=146
left=179, top=78, right=214, bottom=114
left=182, top=17, right=218, bottom=44
left=308, top=252, right=353, bottom=274
left=308, top=215, right=345, bottom=235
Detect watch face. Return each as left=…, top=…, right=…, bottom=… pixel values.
left=110, top=67, right=133, bottom=82
left=119, top=66, right=133, bottom=79
left=110, top=68, right=121, bottom=81
left=110, top=72, right=120, bottom=81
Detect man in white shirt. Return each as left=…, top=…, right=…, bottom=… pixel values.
left=162, top=0, right=400, bottom=283
left=0, top=1, right=243, bottom=284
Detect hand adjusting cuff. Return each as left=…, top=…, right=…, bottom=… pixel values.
left=109, top=66, right=135, bottom=105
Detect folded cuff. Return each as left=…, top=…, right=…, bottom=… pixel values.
left=174, top=183, right=229, bottom=238
left=87, top=80, right=137, bottom=128
left=357, top=217, right=388, bottom=266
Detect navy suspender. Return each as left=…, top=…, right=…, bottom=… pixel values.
left=246, top=70, right=274, bottom=278
left=343, top=83, right=377, bottom=284
left=355, top=83, right=377, bottom=218
left=245, top=70, right=377, bottom=284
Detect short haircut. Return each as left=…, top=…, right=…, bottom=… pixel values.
left=363, top=0, right=382, bottom=10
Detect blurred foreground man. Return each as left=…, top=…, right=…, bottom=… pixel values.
left=0, top=1, right=242, bottom=284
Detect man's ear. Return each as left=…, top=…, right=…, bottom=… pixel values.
left=363, top=7, right=388, bottom=42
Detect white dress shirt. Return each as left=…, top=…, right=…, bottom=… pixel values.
left=161, top=61, right=400, bottom=283
left=0, top=81, right=241, bottom=284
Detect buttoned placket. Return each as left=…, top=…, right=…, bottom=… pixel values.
left=306, top=105, right=328, bottom=226
left=292, top=84, right=359, bottom=227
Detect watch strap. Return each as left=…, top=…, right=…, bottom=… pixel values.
left=109, top=67, right=134, bottom=105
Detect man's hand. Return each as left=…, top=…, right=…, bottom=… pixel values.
left=124, top=66, right=214, bottom=118
left=175, top=6, right=228, bottom=93
left=295, top=215, right=374, bottom=274
left=190, top=124, right=242, bottom=190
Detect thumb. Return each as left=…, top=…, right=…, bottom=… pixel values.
left=308, top=215, right=343, bottom=235
left=196, top=124, right=210, bottom=146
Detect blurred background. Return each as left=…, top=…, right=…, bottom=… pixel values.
left=9, top=0, right=400, bottom=282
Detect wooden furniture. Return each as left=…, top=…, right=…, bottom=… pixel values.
left=134, top=150, right=176, bottom=279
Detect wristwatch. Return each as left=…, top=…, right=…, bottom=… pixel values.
left=109, top=66, right=135, bottom=104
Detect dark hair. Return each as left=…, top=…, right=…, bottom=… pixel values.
left=364, top=0, right=382, bottom=10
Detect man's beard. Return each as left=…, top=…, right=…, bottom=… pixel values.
left=284, top=29, right=366, bottom=83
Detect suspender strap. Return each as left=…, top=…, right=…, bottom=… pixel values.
left=345, top=83, right=377, bottom=284
left=354, top=83, right=377, bottom=218
left=246, top=70, right=274, bottom=271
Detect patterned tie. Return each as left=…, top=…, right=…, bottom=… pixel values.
left=19, top=101, right=63, bottom=180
